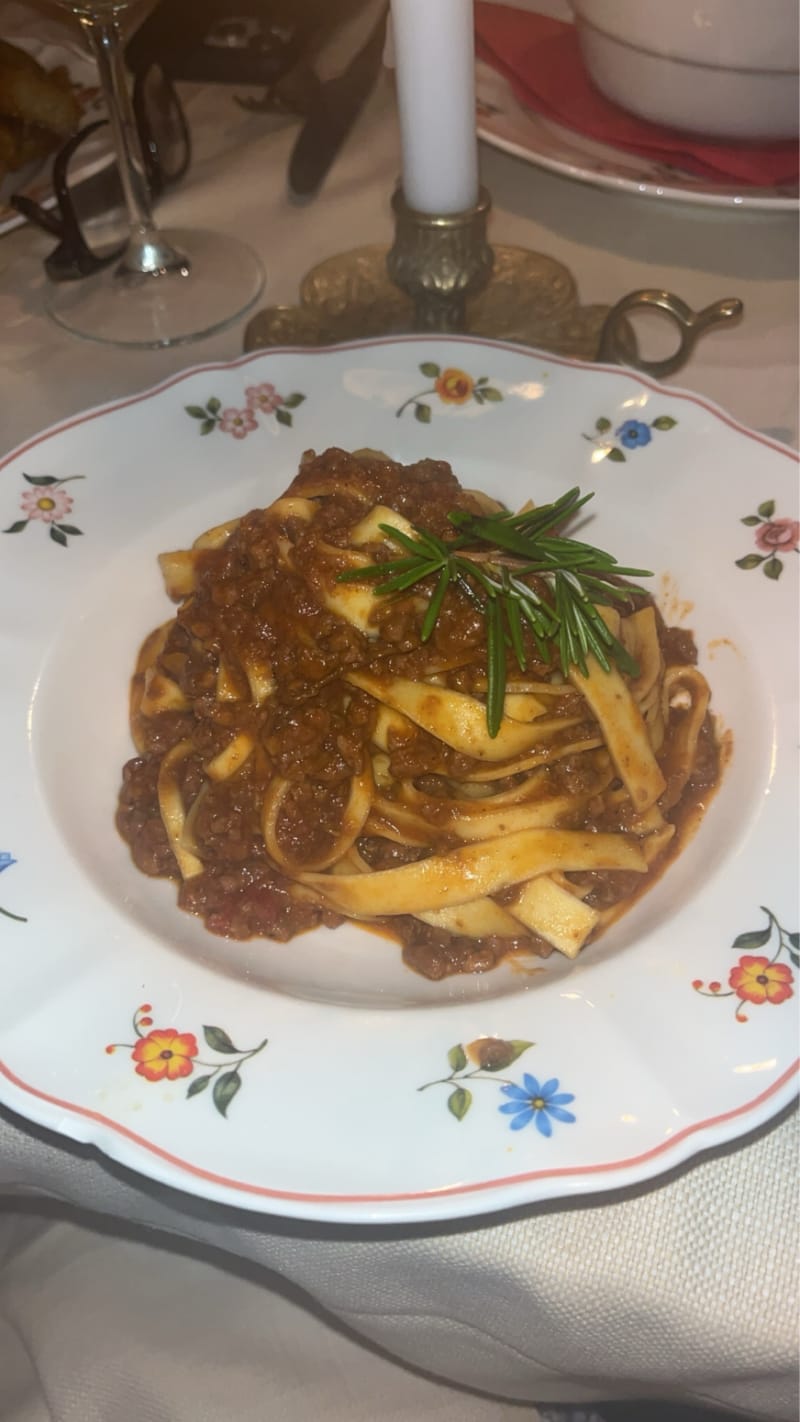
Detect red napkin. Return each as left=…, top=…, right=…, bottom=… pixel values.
left=474, top=3, right=799, bottom=188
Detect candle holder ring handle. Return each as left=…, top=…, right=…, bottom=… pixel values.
left=597, top=289, right=744, bottom=379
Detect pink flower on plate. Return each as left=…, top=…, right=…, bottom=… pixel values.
left=218, top=407, right=258, bottom=440
left=245, top=383, right=284, bottom=415
left=20, top=487, right=74, bottom=523
left=754, top=518, right=800, bottom=554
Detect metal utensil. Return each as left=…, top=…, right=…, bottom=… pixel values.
left=287, top=4, right=387, bottom=200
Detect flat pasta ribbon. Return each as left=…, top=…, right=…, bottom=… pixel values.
left=300, top=828, right=646, bottom=917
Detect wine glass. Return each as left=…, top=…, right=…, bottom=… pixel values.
left=44, top=0, right=265, bottom=348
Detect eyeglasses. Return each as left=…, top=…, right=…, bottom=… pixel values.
left=11, top=65, right=191, bottom=282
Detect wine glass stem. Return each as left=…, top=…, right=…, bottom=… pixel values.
left=78, top=11, right=188, bottom=278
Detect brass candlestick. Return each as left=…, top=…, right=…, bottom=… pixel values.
left=385, top=186, right=494, bottom=333
left=243, top=181, right=743, bottom=373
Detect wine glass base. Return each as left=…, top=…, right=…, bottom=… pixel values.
left=45, top=229, right=265, bottom=349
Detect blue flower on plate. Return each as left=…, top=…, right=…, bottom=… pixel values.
left=616, top=419, right=652, bottom=449
left=499, top=1073, right=576, bottom=1136
left=0, top=851, right=26, bottom=923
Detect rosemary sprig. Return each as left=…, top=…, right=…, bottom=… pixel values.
left=338, top=487, right=651, bottom=736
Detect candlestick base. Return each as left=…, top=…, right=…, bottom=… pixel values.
left=244, top=243, right=741, bottom=376
left=245, top=241, right=615, bottom=362
left=385, top=187, right=493, bottom=333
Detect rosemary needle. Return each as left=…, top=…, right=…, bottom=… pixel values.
left=338, top=487, right=651, bottom=736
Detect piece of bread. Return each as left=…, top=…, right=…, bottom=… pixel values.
left=0, top=39, right=81, bottom=134
left=0, top=39, right=81, bottom=182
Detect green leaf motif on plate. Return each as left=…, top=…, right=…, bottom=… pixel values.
left=396, top=363, right=504, bottom=421
left=185, top=386, right=307, bottom=438
left=213, top=1070, right=242, bottom=1119
left=186, top=1073, right=212, bottom=1098
left=447, top=1043, right=468, bottom=1072
left=418, top=1037, right=537, bottom=1124
left=693, top=906, right=796, bottom=1022
left=448, top=1086, right=472, bottom=1121
left=203, top=1025, right=240, bottom=1054
left=3, top=474, right=86, bottom=548
left=735, top=499, right=798, bottom=581
left=735, top=554, right=764, bottom=570
left=732, top=926, right=772, bottom=950
left=584, top=413, right=677, bottom=462
left=105, top=1005, right=268, bottom=1118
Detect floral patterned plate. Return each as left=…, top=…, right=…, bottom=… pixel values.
left=475, top=57, right=800, bottom=212
left=0, top=336, right=797, bottom=1223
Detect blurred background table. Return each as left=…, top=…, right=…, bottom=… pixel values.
left=1, top=0, right=797, bottom=452
left=0, top=3, right=797, bottom=1420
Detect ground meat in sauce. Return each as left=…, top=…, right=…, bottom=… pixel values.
left=116, top=447, right=721, bottom=979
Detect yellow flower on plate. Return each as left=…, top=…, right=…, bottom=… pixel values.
left=132, top=1028, right=199, bottom=1082
left=434, top=368, right=475, bottom=404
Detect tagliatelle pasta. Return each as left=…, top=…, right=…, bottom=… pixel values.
left=116, top=447, right=721, bottom=979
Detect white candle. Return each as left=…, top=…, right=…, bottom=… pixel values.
left=389, top=0, right=480, bottom=215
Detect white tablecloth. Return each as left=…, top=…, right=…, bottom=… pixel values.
left=0, top=7, right=798, bottom=1421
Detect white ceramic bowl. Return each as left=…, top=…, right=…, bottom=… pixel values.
left=571, top=0, right=799, bottom=141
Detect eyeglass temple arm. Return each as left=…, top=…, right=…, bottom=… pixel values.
left=9, top=193, right=63, bottom=236
left=9, top=121, right=108, bottom=241
left=54, top=119, right=109, bottom=253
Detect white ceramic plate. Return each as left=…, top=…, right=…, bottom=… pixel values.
left=0, top=337, right=797, bottom=1224
left=0, top=39, right=107, bottom=238
left=475, top=59, right=799, bottom=212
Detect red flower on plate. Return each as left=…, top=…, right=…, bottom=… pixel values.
left=106, top=1003, right=268, bottom=1116
left=693, top=910, right=797, bottom=1022
left=245, top=382, right=284, bottom=415
left=434, top=368, right=475, bottom=404
left=132, top=1028, right=199, bottom=1082
left=20, top=487, right=74, bottom=523
left=218, top=407, right=258, bottom=440
left=754, top=518, right=799, bottom=554
left=729, top=955, right=794, bottom=1007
